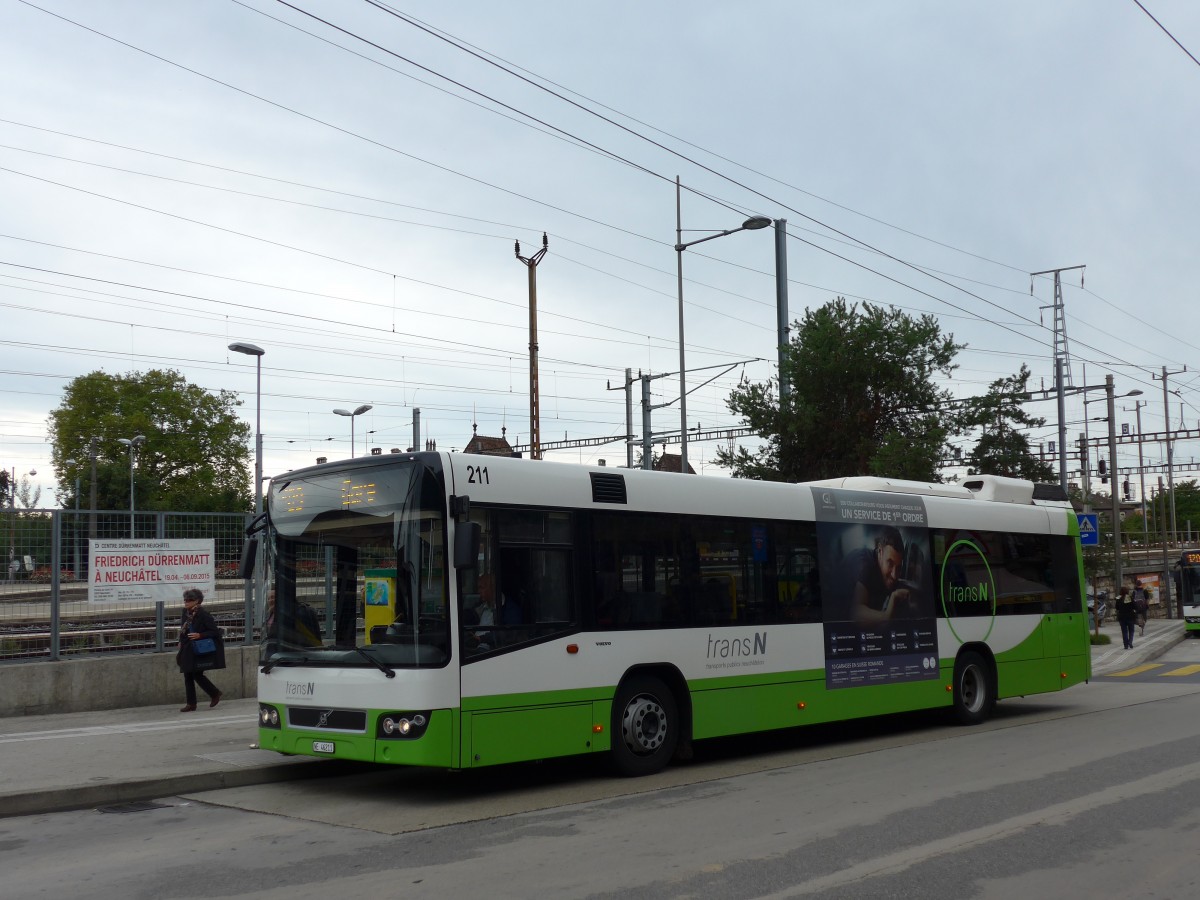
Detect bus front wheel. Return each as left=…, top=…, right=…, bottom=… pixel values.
left=610, top=675, right=679, bottom=777
left=952, top=650, right=995, bottom=725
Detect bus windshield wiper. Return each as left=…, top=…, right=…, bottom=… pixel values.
left=260, top=655, right=314, bottom=674
left=352, top=646, right=396, bottom=678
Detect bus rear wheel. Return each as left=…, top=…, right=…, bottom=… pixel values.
left=610, top=674, right=679, bottom=777
left=952, top=650, right=995, bottom=725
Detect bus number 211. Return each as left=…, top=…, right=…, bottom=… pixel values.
left=467, top=465, right=490, bottom=485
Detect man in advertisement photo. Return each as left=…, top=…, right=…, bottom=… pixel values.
left=840, top=525, right=915, bottom=625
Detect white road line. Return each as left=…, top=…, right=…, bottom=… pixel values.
left=760, top=760, right=1200, bottom=898
left=0, top=714, right=252, bottom=743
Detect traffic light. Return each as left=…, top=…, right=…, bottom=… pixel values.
left=1099, top=458, right=1107, bottom=484
left=1123, top=480, right=1132, bottom=501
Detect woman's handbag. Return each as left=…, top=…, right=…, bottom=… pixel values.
left=192, top=637, right=217, bottom=655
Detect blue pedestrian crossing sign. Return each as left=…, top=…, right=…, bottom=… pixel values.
left=1077, top=514, right=1099, bottom=546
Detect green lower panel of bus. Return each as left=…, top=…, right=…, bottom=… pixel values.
left=463, top=703, right=606, bottom=767
left=689, top=671, right=945, bottom=739
left=1185, top=620, right=1200, bottom=632
left=460, top=687, right=611, bottom=768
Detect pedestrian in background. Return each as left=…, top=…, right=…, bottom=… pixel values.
left=1115, top=586, right=1138, bottom=651
left=1132, top=579, right=1150, bottom=637
left=176, top=587, right=224, bottom=712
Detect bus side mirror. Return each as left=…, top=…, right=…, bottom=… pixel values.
left=454, top=522, right=480, bottom=570
left=238, top=538, right=258, bottom=579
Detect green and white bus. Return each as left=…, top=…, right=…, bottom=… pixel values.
left=256, top=453, right=1090, bottom=776
left=1178, top=551, right=1200, bottom=634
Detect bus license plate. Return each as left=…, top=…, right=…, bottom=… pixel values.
left=312, top=740, right=335, bottom=754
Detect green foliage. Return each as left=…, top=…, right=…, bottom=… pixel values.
left=717, top=298, right=962, bottom=482
left=47, top=369, right=252, bottom=513
left=961, top=365, right=1055, bottom=482
left=1082, top=541, right=1116, bottom=593
left=1171, top=480, right=1200, bottom=539
left=1137, top=479, right=1200, bottom=544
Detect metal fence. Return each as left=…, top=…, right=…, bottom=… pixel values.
left=1, top=508, right=251, bottom=663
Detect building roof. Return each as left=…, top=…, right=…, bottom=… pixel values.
left=464, top=426, right=516, bottom=457
left=654, top=452, right=696, bottom=474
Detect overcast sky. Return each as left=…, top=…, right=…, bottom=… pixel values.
left=3, top=0, right=1199, bottom=506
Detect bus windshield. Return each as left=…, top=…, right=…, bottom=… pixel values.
left=261, top=460, right=449, bottom=670
left=1179, top=551, right=1200, bottom=607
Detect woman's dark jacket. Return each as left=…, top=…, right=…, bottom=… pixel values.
left=176, top=605, right=226, bottom=673
left=1115, top=594, right=1138, bottom=626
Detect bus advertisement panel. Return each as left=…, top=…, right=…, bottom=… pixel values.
left=812, top=488, right=939, bottom=688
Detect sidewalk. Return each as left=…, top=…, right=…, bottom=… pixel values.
left=1088, top=615, right=1186, bottom=676
left=0, top=619, right=1189, bottom=819
left=0, top=698, right=359, bottom=818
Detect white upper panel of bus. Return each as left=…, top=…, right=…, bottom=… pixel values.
left=443, top=455, right=1072, bottom=537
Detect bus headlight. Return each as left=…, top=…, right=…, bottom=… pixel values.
left=377, top=711, right=430, bottom=739
left=259, top=705, right=281, bottom=728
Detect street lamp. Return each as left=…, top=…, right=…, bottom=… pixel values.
left=333, top=404, right=373, bottom=458
left=230, top=341, right=266, bottom=642
left=675, top=175, right=771, bottom=475
left=228, top=343, right=265, bottom=522
left=116, top=435, right=145, bottom=539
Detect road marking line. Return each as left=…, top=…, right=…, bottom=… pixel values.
left=758, top=760, right=1200, bottom=898
left=0, top=715, right=251, bottom=744
left=1160, top=664, right=1200, bottom=677
left=1108, top=664, right=1163, bottom=677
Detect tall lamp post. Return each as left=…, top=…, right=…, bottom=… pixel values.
left=228, top=343, right=265, bottom=521
left=333, top=404, right=373, bottom=458
left=230, top=342, right=266, bottom=640
left=675, top=175, right=771, bottom=474
left=116, top=435, right=145, bottom=539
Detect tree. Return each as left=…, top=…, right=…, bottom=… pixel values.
left=14, top=475, right=41, bottom=509
left=717, top=298, right=963, bottom=482
left=961, top=365, right=1055, bottom=481
left=47, top=370, right=252, bottom=513
left=1170, top=480, right=1200, bottom=540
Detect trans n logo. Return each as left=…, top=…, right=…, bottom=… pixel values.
left=939, top=539, right=997, bottom=644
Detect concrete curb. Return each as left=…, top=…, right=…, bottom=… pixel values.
left=0, top=758, right=365, bottom=819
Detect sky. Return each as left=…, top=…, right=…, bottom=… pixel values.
left=3, top=0, right=1200, bottom=509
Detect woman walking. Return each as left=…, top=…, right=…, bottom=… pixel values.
left=1115, top=586, right=1138, bottom=651
left=176, top=587, right=224, bottom=711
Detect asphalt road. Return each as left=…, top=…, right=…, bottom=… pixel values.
left=4, top=642, right=1200, bottom=899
